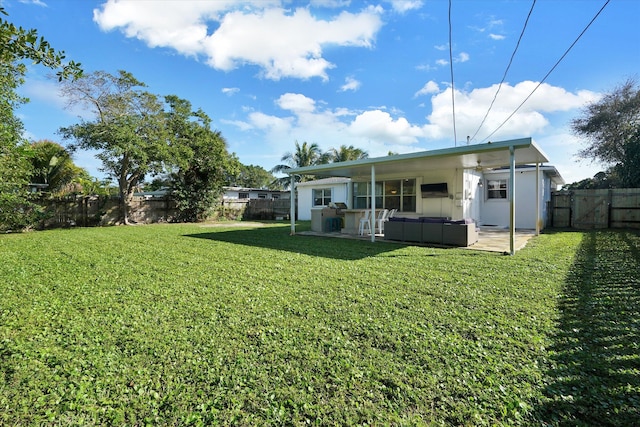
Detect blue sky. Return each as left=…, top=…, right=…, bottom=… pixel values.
left=8, top=0, right=639, bottom=185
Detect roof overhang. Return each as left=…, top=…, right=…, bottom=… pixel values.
left=287, top=138, right=550, bottom=179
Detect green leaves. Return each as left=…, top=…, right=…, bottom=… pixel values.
left=0, top=8, right=82, bottom=231
left=59, top=71, right=171, bottom=223
left=573, top=78, right=640, bottom=187
left=166, top=96, right=238, bottom=222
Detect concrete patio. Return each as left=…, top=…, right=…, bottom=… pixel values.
left=296, top=226, right=537, bottom=254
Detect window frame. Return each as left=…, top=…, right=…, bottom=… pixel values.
left=312, top=188, right=332, bottom=207
left=352, top=178, right=416, bottom=212
left=486, top=178, right=508, bottom=200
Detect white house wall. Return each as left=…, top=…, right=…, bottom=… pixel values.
left=417, top=169, right=459, bottom=219
left=480, top=170, right=545, bottom=229
left=296, top=168, right=556, bottom=228
left=297, top=182, right=349, bottom=220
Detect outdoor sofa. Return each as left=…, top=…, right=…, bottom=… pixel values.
left=384, top=217, right=478, bottom=247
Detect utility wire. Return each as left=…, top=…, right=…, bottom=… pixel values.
left=469, top=0, right=537, bottom=142
left=448, top=0, right=458, bottom=146
left=481, top=0, right=610, bottom=143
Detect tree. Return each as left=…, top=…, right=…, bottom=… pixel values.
left=0, top=7, right=82, bottom=231
left=326, top=144, right=369, bottom=162
left=270, top=141, right=326, bottom=188
left=573, top=78, right=640, bottom=187
left=165, top=95, right=239, bottom=222
left=59, top=70, right=170, bottom=224
left=227, top=164, right=275, bottom=189
left=562, top=169, right=622, bottom=190
left=29, top=140, right=85, bottom=194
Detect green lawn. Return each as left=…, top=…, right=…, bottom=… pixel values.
left=0, top=223, right=638, bottom=426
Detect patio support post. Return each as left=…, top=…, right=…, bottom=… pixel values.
left=290, top=175, right=296, bottom=235
left=509, top=146, right=516, bottom=255
left=370, top=164, right=376, bottom=242
left=535, top=162, right=540, bottom=236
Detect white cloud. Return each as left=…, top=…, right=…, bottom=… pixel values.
left=220, top=118, right=254, bottom=132
left=435, top=59, right=448, bottom=66
left=311, top=0, right=351, bottom=7
left=434, top=43, right=448, bottom=51
left=387, top=0, right=423, bottom=14
left=424, top=81, right=600, bottom=142
left=348, top=110, right=425, bottom=145
left=340, top=77, right=361, bottom=92
left=276, top=93, right=316, bottom=114
left=414, top=80, right=439, bottom=97
left=248, top=111, right=294, bottom=134
left=19, top=0, right=48, bottom=6
left=489, top=33, right=505, bottom=40
left=416, top=64, right=436, bottom=72
left=94, top=1, right=383, bottom=80
left=228, top=82, right=600, bottom=173
left=222, top=87, right=240, bottom=96
left=456, top=52, right=469, bottom=63
left=21, top=77, right=90, bottom=119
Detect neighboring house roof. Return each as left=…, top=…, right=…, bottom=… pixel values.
left=295, top=177, right=351, bottom=187
left=223, top=186, right=285, bottom=192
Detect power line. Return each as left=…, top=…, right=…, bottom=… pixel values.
left=448, top=0, right=458, bottom=146
left=469, top=0, right=537, bottom=142
left=480, top=0, right=611, bottom=143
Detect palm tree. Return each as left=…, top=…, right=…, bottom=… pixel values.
left=29, top=140, right=82, bottom=193
left=270, top=141, right=326, bottom=188
left=326, top=145, right=369, bottom=162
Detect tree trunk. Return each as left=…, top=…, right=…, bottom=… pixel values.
left=119, top=153, right=134, bottom=225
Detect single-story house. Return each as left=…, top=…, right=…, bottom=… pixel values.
left=223, top=186, right=290, bottom=201
left=286, top=137, right=564, bottom=255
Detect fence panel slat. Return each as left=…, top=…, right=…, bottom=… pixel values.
left=551, top=189, right=640, bottom=229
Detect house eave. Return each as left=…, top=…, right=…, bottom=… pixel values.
left=288, top=138, right=549, bottom=179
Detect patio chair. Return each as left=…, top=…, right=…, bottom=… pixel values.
left=358, top=211, right=372, bottom=236
left=375, top=209, right=389, bottom=234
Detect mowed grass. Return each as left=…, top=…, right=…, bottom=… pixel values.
left=0, top=223, right=638, bottom=426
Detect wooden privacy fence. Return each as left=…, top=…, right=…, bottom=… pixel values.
left=39, top=196, right=292, bottom=228
left=238, top=199, right=291, bottom=220
left=39, top=195, right=178, bottom=228
left=550, top=188, right=640, bottom=229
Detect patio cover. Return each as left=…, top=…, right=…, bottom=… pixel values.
left=287, top=137, right=550, bottom=255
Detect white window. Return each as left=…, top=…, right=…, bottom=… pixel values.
left=313, top=188, right=332, bottom=206
left=487, top=179, right=507, bottom=199
left=352, top=179, right=416, bottom=212
left=239, top=192, right=249, bottom=199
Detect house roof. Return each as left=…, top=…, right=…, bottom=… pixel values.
left=295, top=177, right=351, bottom=187
left=223, top=186, right=287, bottom=193
left=485, top=164, right=565, bottom=186
left=288, top=138, right=550, bottom=179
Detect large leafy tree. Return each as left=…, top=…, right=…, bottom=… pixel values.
left=573, top=78, right=640, bottom=187
left=227, top=164, right=275, bottom=189
left=0, top=7, right=81, bottom=231
left=59, top=70, right=171, bottom=224
left=326, top=144, right=369, bottom=162
left=270, top=141, right=326, bottom=188
left=166, top=95, right=239, bottom=222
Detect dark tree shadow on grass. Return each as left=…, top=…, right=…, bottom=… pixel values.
left=533, top=230, right=640, bottom=426
left=183, top=224, right=406, bottom=261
